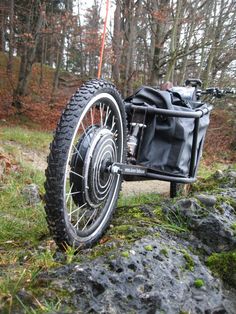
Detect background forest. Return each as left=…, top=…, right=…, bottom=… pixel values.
left=0, top=0, right=235, bottom=161
left=0, top=0, right=236, bottom=100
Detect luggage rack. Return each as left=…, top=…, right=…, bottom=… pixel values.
left=111, top=102, right=213, bottom=184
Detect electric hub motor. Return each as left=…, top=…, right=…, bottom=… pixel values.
left=70, top=125, right=117, bottom=208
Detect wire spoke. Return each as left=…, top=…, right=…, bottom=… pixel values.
left=113, top=129, right=118, bottom=138
left=99, top=103, right=105, bottom=126
left=66, top=183, right=74, bottom=203
left=81, top=121, right=89, bottom=140
left=73, top=207, right=89, bottom=229
left=66, top=191, right=81, bottom=196
left=111, top=115, right=116, bottom=131
left=72, top=144, right=83, bottom=160
left=69, top=202, right=87, bottom=217
left=82, top=208, right=98, bottom=231
left=104, top=106, right=111, bottom=127
left=90, top=107, right=94, bottom=126
left=69, top=170, right=84, bottom=179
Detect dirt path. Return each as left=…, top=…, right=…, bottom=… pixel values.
left=1, top=140, right=170, bottom=196
left=1, top=140, right=48, bottom=171
left=122, top=180, right=170, bottom=197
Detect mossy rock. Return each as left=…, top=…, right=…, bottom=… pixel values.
left=182, top=250, right=195, bottom=271
left=191, top=171, right=232, bottom=193
left=207, top=251, right=236, bottom=288
left=144, top=244, right=153, bottom=251
left=194, top=278, right=205, bottom=288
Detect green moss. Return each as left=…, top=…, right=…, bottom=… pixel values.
left=107, top=224, right=148, bottom=241
left=144, top=245, right=153, bottom=251
left=118, top=193, right=162, bottom=209
left=153, top=206, right=164, bottom=218
left=121, top=251, right=130, bottom=258
left=182, top=250, right=195, bottom=271
left=228, top=198, right=236, bottom=212
left=194, top=279, right=204, bottom=288
left=215, top=195, right=236, bottom=213
left=161, top=223, right=188, bottom=233
left=207, top=251, right=236, bottom=288
left=160, top=248, right=169, bottom=257
left=87, top=244, right=115, bottom=260
left=231, top=222, right=236, bottom=235
left=192, top=172, right=229, bottom=193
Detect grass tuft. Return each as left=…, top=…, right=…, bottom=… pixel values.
left=0, top=126, right=52, bottom=151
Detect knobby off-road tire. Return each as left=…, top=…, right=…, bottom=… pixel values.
left=45, top=79, right=127, bottom=249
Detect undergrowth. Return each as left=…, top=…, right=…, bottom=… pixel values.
left=0, top=126, right=52, bottom=151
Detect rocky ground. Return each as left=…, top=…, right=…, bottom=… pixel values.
left=1, top=132, right=235, bottom=313
left=25, top=169, right=236, bottom=314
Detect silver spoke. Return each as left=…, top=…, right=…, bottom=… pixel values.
left=111, top=115, right=116, bottom=131
left=73, top=208, right=88, bottom=229
left=99, top=103, right=105, bottom=126
left=69, top=202, right=87, bottom=217
left=72, top=144, right=83, bottom=160
left=66, top=183, right=74, bottom=203
left=81, top=121, right=89, bottom=140
left=66, top=191, right=81, bottom=196
left=82, top=209, right=98, bottom=231
left=113, top=130, right=118, bottom=139
left=69, top=170, right=84, bottom=179
left=90, top=108, right=94, bottom=126
left=104, top=106, right=111, bottom=127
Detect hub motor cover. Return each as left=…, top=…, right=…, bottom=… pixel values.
left=70, top=126, right=117, bottom=207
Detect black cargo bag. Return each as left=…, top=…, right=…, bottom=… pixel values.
left=126, top=86, right=210, bottom=178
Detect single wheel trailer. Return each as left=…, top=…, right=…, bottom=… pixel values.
left=44, top=79, right=214, bottom=249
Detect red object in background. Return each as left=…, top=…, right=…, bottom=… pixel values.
left=97, top=0, right=110, bottom=79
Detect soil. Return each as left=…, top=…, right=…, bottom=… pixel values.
left=122, top=180, right=170, bottom=197
left=0, top=140, right=48, bottom=172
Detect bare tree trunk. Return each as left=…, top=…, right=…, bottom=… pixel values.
left=150, top=0, right=170, bottom=85
left=77, top=0, right=84, bottom=76
left=164, top=0, right=183, bottom=82
left=14, top=3, right=46, bottom=101
left=51, top=20, right=66, bottom=97
left=122, top=0, right=141, bottom=96
left=39, top=35, right=45, bottom=86
left=178, top=4, right=197, bottom=84
left=0, top=1, right=6, bottom=52
left=7, top=0, right=14, bottom=75
left=112, top=0, right=121, bottom=84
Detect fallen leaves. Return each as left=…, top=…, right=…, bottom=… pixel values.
left=0, top=152, right=19, bottom=179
